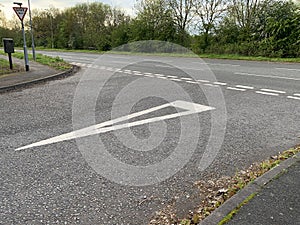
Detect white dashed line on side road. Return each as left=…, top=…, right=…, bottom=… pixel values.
left=227, top=87, right=246, bottom=92
left=260, top=89, right=286, bottom=94
left=287, top=96, right=300, bottom=100
left=213, top=82, right=227, bottom=86
left=185, top=81, right=199, bottom=84
left=235, top=85, right=254, bottom=90
left=181, top=77, right=193, bottom=81
left=256, top=91, right=279, bottom=96
left=197, top=79, right=210, bottom=83
left=204, top=84, right=219, bottom=87
left=276, top=68, right=300, bottom=72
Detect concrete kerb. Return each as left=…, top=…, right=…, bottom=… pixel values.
left=0, top=65, right=80, bottom=93
left=199, top=151, right=300, bottom=225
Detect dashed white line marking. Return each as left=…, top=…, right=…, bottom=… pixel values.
left=256, top=91, right=279, bottom=96
left=293, top=93, right=300, bottom=97
left=157, top=77, right=168, bottom=79
left=144, top=72, right=153, bottom=75
left=144, top=75, right=155, bottom=78
left=235, top=72, right=300, bottom=81
left=227, top=87, right=246, bottom=92
left=167, top=75, right=178, bottom=79
left=276, top=68, right=300, bottom=72
left=197, top=79, right=210, bottom=83
left=170, top=78, right=182, bottom=82
left=124, top=71, right=132, bottom=74
left=155, top=73, right=164, bottom=77
left=181, top=77, right=193, bottom=81
left=185, top=81, right=199, bottom=84
left=287, top=96, right=300, bottom=100
left=204, top=84, right=219, bottom=87
left=235, top=85, right=254, bottom=90
left=260, top=89, right=286, bottom=94
left=213, top=82, right=227, bottom=86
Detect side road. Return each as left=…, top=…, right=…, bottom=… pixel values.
left=0, top=54, right=77, bottom=92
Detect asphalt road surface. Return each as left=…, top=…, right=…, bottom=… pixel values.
left=1, top=51, right=299, bottom=224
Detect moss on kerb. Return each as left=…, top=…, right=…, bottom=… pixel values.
left=218, top=193, right=258, bottom=225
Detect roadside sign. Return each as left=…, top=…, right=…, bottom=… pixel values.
left=13, top=7, right=28, bottom=21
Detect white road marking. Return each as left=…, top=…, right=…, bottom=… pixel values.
left=287, top=96, right=300, bottom=100
left=144, top=75, right=155, bottom=78
left=157, top=77, right=168, bottom=79
left=144, top=72, right=153, bottom=75
left=155, top=73, right=164, bottom=77
left=293, top=93, right=300, bottom=97
left=185, top=81, right=199, bottom=84
left=256, top=91, right=279, bottom=96
left=204, top=84, right=219, bottom=87
left=180, top=77, right=193, bottom=81
left=170, top=78, right=182, bottom=82
left=167, top=75, right=178, bottom=78
left=276, top=68, right=300, bottom=72
left=235, top=85, right=254, bottom=90
left=227, top=87, right=246, bottom=92
left=260, top=89, right=286, bottom=94
left=213, top=82, right=227, bottom=86
left=15, top=101, right=215, bottom=151
left=235, top=72, right=300, bottom=81
left=197, top=79, right=210, bottom=83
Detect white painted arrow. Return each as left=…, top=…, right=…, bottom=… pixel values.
left=16, top=101, right=215, bottom=151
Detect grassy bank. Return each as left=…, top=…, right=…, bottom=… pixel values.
left=0, top=50, right=72, bottom=70
left=34, top=47, right=300, bottom=63
left=0, top=58, right=22, bottom=76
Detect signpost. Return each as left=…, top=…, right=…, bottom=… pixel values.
left=13, top=4, right=29, bottom=71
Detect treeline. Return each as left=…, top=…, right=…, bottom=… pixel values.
left=0, top=0, right=299, bottom=57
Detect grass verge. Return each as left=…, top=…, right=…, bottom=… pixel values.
left=149, top=146, right=300, bottom=224
left=0, top=58, right=22, bottom=76
left=0, top=50, right=72, bottom=70
left=34, top=47, right=300, bottom=63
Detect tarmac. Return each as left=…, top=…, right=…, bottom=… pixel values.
left=0, top=54, right=76, bottom=92
left=0, top=54, right=299, bottom=225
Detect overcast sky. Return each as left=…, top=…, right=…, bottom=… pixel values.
left=0, top=0, right=135, bottom=20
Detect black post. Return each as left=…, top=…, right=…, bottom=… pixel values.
left=8, top=53, right=13, bottom=70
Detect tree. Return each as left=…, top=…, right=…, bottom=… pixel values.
left=166, top=0, right=194, bottom=45
left=132, top=0, right=178, bottom=43
left=193, top=0, right=228, bottom=50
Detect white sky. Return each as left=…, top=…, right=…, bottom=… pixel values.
left=0, top=0, right=136, bottom=20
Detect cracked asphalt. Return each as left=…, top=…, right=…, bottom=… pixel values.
left=0, top=52, right=299, bottom=224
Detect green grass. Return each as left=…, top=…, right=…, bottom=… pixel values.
left=0, top=50, right=72, bottom=70
left=218, top=193, right=258, bottom=225
left=197, top=53, right=300, bottom=63
left=0, top=58, right=22, bottom=76
left=34, top=47, right=300, bottom=63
